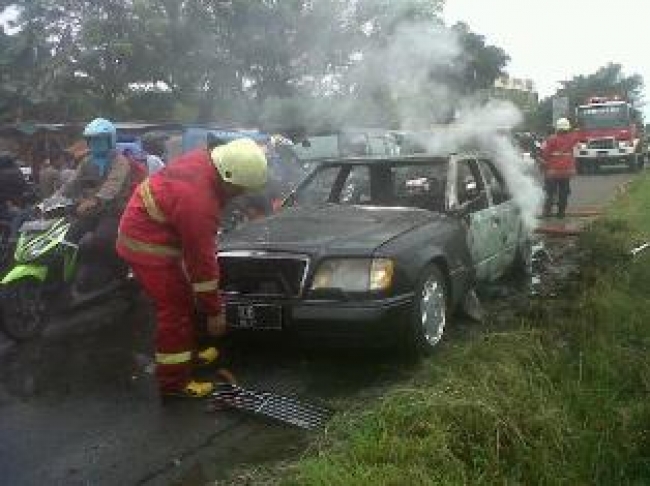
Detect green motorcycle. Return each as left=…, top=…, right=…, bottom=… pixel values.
left=0, top=196, right=131, bottom=340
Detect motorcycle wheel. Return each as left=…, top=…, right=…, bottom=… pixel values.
left=1, top=279, right=46, bottom=341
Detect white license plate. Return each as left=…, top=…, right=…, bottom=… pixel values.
left=226, top=303, right=283, bottom=330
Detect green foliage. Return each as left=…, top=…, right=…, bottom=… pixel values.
left=245, top=173, right=650, bottom=485
left=578, top=218, right=639, bottom=272
left=558, top=63, right=644, bottom=109
left=0, top=0, right=511, bottom=126
left=451, top=22, right=510, bottom=93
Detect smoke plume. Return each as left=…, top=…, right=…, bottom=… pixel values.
left=262, top=5, right=544, bottom=228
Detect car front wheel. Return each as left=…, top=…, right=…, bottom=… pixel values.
left=405, top=264, right=448, bottom=356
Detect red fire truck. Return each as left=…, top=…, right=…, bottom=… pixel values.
left=573, top=96, right=646, bottom=173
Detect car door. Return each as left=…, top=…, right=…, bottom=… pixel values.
left=452, top=157, right=502, bottom=282
left=478, top=159, right=521, bottom=277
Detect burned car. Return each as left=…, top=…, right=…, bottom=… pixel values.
left=218, top=154, right=530, bottom=354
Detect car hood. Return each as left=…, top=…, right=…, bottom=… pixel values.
left=221, top=204, right=441, bottom=254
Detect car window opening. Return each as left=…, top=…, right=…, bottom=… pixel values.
left=289, top=161, right=449, bottom=212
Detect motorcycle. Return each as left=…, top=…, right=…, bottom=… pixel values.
left=0, top=195, right=132, bottom=340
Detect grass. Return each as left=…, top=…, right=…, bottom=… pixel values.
left=218, top=174, right=650, bottom=486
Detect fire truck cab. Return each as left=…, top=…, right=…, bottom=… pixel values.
left=574, top=96, right=645, bottom=173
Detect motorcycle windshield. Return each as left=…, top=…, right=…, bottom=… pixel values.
left=19, top=219, right=56, bottom=233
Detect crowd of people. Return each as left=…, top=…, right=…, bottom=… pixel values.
left=1, top=117, right=269, bottom=399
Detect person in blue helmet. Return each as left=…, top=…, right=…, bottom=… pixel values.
left=56, top=118, right=135, bottom=288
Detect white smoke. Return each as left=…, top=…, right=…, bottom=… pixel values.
left=420, top=100, right=544, bottom=230
left=347, top=21, right=462, bottom=127
left=349, top=19, right=543, bottom=229
left=264, top=7, right=544, bottom=228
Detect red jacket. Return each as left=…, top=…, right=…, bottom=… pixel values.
left=541, top=132, right=578, bottom=179
left=117, top=149, right=227, bottom=315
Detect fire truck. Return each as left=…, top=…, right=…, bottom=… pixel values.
left=573, top=96, right=646, bottom=173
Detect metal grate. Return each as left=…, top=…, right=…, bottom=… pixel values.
left=209, top=383, right=334, bottom=430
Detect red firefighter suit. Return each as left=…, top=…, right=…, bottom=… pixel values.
left=117, top=148, right=226, bottom=393
left=541, top=131, right=578, bottom=218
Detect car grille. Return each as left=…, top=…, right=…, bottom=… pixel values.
left=218, top=252, right=309, bottom=298
left=587, top=138, right=615, bottom=150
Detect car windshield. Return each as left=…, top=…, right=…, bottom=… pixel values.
left=577, top=104, right=630, bottom=130
left=286, top=160, right=449, bottom=212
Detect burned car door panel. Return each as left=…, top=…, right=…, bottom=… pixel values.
left=454, top=158, right=502, bottom=282
left=478, top=158, right=520, bottom=274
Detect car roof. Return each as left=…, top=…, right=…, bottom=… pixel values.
left=304, top=153, right=485, bottom=165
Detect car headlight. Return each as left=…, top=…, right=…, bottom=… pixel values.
left=578, top=142, right=587, bottom=150
left=618, top=140, right=632, bottom=148
left=310, top=258, right=394, bottom=292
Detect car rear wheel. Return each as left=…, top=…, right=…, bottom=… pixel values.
left=405, top=264, right=448, bottom=356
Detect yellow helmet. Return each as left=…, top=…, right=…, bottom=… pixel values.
left=555, top=117, right=571, bottom=132
left=210, top=138, right=268, bottom=190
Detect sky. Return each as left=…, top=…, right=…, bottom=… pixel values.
left=443, top=0, right=650, bottom=116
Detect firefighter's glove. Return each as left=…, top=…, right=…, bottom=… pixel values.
left=207, top=313, right=228, bottom=338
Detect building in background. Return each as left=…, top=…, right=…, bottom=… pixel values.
left=472, top=75, right=540, bottom=131
left=490, top=75, right=540, bottom=116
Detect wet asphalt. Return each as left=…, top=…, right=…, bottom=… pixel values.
left=0, top=294, right=413, bottom=485
left=0, top=167, right=636, bottom=485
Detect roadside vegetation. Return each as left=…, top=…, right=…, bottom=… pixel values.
left=220, top=174, right=650, bottom=486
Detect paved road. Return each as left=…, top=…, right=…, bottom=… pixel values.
left=0, top=167, right=640, bottom=485
left=569, top=167, right=635, bottom=209
left=0, top=297, right=408, bottom=485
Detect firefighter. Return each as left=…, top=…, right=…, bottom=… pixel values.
left=117, top=138, right=267, bottom=399
left=541, top=118, right=578, bottom=218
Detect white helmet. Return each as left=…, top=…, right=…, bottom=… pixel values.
left=210, top=138, right=267, bottom=190
left=555, top=117, right=571, bottom=132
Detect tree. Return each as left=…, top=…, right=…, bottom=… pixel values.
left=1, top=0, right=513, bottom=127
left=0, top=25, right=63, bottom=121
left=451, top=22, right=510, bottom=93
